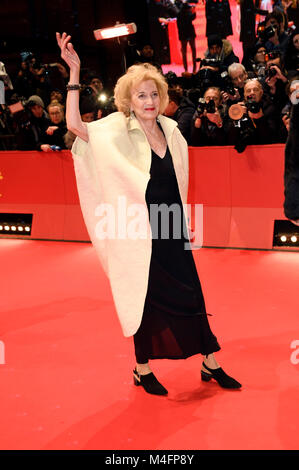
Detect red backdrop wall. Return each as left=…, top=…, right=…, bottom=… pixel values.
left=0, top=145, right=287, bottom=249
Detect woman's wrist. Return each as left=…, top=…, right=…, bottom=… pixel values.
left=69, top=68, right=80, bottom=82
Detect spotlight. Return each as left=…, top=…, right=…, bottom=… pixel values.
left=18, top=226, right=24, bottom=232
left=4, top=225, right=10, bottom=231
left=280, top=235, right=287, bottom=242
left=25, top=226, right=30, bottom=232
left=11, top=226, right=17, bottom=231
left=291, top=235, right=297, bottom=243
left=98, top=93, right=107, bottom=103
left=93, top=23, right=137, bottom=41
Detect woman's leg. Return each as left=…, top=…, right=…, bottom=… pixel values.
left=189, top=37, right=197, bottom=73
left=133, top=335, right=152, bottom=374
left=202, top=353, right=220, bottom=372
left=180, top=39, right=188, bottom=72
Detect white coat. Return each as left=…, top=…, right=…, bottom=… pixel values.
left=71, top=111, right=189, bottom=337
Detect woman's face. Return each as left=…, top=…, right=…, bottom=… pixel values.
left=48, top=105, right=64, bottom=124
left=293, top=34, right=299, bottom=51
left=130, top=79, right=160, bottom=123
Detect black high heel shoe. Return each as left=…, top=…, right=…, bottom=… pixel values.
left=201, top=362, right=242, bottom=389
left=133, top=368, right=168, bottom=396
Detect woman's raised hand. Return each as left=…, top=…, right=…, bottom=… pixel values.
left=56, top=32, right=80, bottom=70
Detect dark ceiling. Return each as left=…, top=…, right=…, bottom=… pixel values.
left=0, top=0, right=150, bottom=90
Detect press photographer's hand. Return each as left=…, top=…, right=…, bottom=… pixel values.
left=221, top=88, right=240, bottom=103
left=206, top=109, right=222, bottom=126
left=46, top=126, right=59, bottom=135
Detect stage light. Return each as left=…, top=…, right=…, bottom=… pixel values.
left=0, top=213, right=32, bottom=237
left=93, top=23, right=137, bottom=41
left=273, top=220, right=299, bottom=249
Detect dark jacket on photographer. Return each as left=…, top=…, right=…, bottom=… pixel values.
left=41, top=120, right=68, bottom=149
left=205, top=38, right=240, bottom=71
left=262, top=76, right=289, bottom=140
left=228, top=95, right=277, bottom=150
left=284, top=29, right=299, bottom=76
left=190, top=107, right=229, bottom=147
left=16, top=101, right=51, bottom=151
left=264, top=31, right=289, bottom=55
left=171, top=95, right=195, bottom=144
left=284, top=101, right=299, bottom=220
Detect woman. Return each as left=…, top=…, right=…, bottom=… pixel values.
left=56, top=32, right=241, bottom=396
left=40, top=100, right=67, bottom=152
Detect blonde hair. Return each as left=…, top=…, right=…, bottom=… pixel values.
left=47, top=100, right=64, bottom=114
left=114, top=63, right=169, bottom=116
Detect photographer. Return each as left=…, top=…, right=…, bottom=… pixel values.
left=163, top=85, right=195, bottom=143
left=284, top=29, right=299, bottom=75
left=39, top=101, right=67, bottom=152
left=14, top=53, right=39, bottom=99
left=204, top=34, right=240, bottom=71
left=221, top=63, right=248, bottom=106
left=262, top=51, right=289, bottom=132
left=16, top=95, right=51, bottom=151
left=194, top=57, right=222, bottom=96
left=228, top=78, right=277, bottom=152
left=190, top=86, right=228, bottom=146
left=242, top=43, right=267, bottom=75
left=262, top=11, right=289, bottom=54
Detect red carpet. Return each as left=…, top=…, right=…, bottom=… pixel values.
left=1, top=239, right=298, bottom=450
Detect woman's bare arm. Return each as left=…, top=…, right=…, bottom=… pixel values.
left=56, top=32, right=88, bottom=142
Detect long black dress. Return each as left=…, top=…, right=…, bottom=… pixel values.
left=133, top=145, right=220, bottom=363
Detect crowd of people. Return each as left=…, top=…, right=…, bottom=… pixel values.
left=0, top=4, right=298, bottom=154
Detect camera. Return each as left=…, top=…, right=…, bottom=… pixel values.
left=246, top=98, right=262, bottom=114
left=257, top=23, right=277, bottom=41
left=233, top=116, right=255, bottom=153
left=164, top=71, right=181, bottom=87
left=197, top=58, right=221, bottom=69
left=50, top=145, right=61, bottom=151
left=220, top=71, right=235, bottom=96
left=228, top=98, right=262, bottom=121
left=265, top=66, right=277, bottom=79
left=194, top=67, right=221, bottom=92
left=197, top=97, right=216, bottom=115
